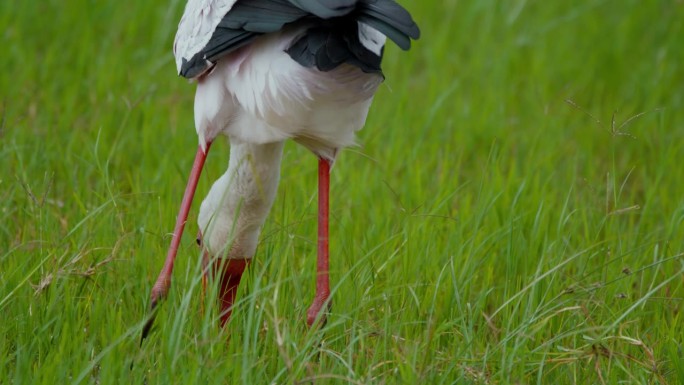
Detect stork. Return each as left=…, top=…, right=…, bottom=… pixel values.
left=142, top=0, right=419, bottom=339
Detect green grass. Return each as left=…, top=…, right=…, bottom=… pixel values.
left=1, top=0, right=683, bottom=383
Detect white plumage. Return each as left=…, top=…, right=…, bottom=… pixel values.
left=173, top=0, right=238, bottom=77
left=191, top=27, right=383, bottom=258
left=144, top=0, right=419, bottom=337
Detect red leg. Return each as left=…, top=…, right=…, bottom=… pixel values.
left=307, top=157, right=331, bottom=326
left=142, top=142, right=212, bottom=340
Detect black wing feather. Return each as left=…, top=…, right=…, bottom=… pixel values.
left=179, top=0, right=419, bottom=79
left=286, top=0, right=357, bottom=19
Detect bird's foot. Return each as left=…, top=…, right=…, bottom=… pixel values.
left=141, top=275, right=171, bottom=341
left=149, top=277, right=171, bottom=310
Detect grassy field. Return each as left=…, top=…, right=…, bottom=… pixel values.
left=2, top=0, right=683, bottom=383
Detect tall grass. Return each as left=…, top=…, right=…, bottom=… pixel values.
left=1, top=0, right=683, bottom=383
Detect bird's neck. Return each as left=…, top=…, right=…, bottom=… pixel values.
left=198, top=140, right=285, bottom=258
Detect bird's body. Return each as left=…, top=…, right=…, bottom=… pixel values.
left=193, top=28, right=384, bottom=258
left=194, top=41, right=380, bottom=159
left=144, top=0, right=419, bottom=336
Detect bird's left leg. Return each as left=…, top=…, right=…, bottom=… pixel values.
left=142, top=142, right=212, bottom=341
left=307, top=157, right=332, bottom=326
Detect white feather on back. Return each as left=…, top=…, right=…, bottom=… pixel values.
left=173, top=0, right=238, bottom=75
left=193, top=27, right=384, bottom=160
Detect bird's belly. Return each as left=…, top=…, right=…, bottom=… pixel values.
left=198, top=28, right=383, bottom=159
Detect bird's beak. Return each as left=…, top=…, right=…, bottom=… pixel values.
left=197, top=229, right=249, bottom=328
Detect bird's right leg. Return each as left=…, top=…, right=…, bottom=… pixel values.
left=307, top=157, right=332, bottom=327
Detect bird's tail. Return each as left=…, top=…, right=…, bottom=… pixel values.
left=286, top=0, right=420, bottom=50
left=355, top=0, right=421, bottom=51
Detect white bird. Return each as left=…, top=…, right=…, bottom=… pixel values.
left=142, top=0, right=419, bottom=338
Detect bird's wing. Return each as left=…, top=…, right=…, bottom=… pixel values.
left=173, top=0, right=239, bottom=77
left=175, top=0, right=310, bottom=79
left=174, top=0, right=420, bottom=79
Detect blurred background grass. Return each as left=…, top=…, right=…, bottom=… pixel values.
left=1, top=0, right=683, bottom=383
